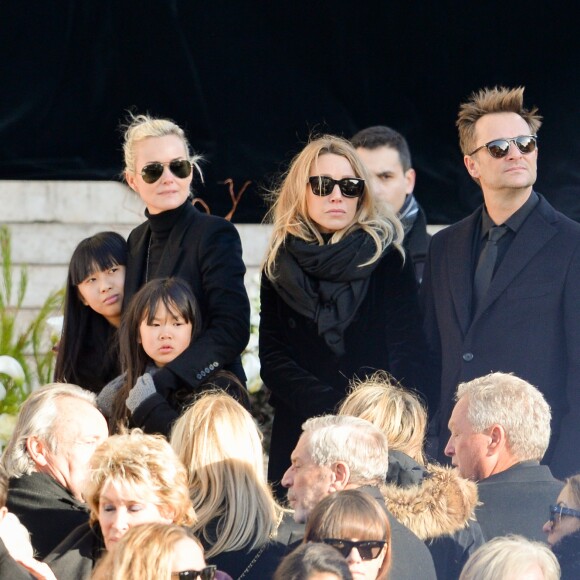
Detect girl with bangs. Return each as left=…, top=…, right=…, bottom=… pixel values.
left=99, top=277, right=248, bottom=434
left=304, top=489, right=391, bottom=580
left=54, top=231, right=127, bottom=393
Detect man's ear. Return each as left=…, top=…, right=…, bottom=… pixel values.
left=464, top=154, right=480, bottom=180
left=487, top=424, right=506, bottom=455
left=26, top=436, right=50, bottom=467
left=404, top=168, right=416, bottom=195
left=329, top=462, right=350, bottom=492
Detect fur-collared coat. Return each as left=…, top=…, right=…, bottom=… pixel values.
left=383, top=457, right=485, bottom=580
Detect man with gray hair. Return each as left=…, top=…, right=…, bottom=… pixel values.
left=445, top=372, right=563, bottom=541
left=1, top=383, right=108, bottom=559
left=281, top=414, right=436, bottom=580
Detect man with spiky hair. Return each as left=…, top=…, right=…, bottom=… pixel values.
left=421, top=86, right=580, bottom=478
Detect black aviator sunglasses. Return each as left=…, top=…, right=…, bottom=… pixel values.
left=140, top=159, right=193, bottom=184
left=468, top=135, right=537, bottom=159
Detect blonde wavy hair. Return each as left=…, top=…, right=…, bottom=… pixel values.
left=85, top=430, right=196, bottom=527
left=122, top=113, right=203, bottom=180
left=263, top=134, right=403, bottom=280
left=92, top=523, right=206, bottom=580
left=170, top=391, right=285, bottom=557
left=339, top=371, right=427, bottom=465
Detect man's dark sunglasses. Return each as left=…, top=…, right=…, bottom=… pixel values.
left=468, top=135, right=537, bottom=159
left=308, top=176, right=365, bottom=198
left=140, top=159, right=193, bottom=184
left=322, top=538, right=386, bottom=560
left=549, top=504, right=580, bottom=524
left=171, top=565, right=216, bottom=580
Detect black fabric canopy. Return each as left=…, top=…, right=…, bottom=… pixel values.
left=1, top=1, right=579, bottom=223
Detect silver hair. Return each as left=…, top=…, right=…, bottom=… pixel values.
left=1, top=383, right=97, bottom=477
left=459, top=534, right=560, bottom=580
left=302, top=415, right=389, bottom=486
left=456, top=372, right=551, bottom=462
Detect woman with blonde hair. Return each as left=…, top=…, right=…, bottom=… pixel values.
left=45, top=430, right=195, bottom=580
left=459, top=535, right=560, bottom=580
left=170, top=391, right=291, bottom=578
left=543, top=473, right=580, bottom=579
left=92, top=523, right=232, bottom=580
left=110, top=114, right=249, bottom=434
left=304, top=489, right=391, bottom=580
left=260, top=135, right=429, bottom=495
left=339, top=372, right=484, bottom=580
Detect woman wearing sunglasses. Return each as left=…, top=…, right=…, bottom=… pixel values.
left=91, top=523, right=232, bottom=580
left=260, top=134, right=429, bottom=494
left=543, top=473, right=580, bottom=579
left=118, top=114, right=250, bottom=433
left=304, top=489, right=391, bottom=580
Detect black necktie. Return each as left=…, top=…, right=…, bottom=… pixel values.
left=473, top=225, right=508, bottom=311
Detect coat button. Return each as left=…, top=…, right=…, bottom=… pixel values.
left=288, top=318, right=296, bottom=329
left=462, top=352, right=474, bottom=362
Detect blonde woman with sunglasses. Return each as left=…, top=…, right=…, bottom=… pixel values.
left=260, top=134, right=430, bottom=496
left=112, top=114, right=250, bottom=435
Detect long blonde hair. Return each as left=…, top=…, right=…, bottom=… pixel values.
left=170, top=391, right=285, bottom=557
left=263, top=134, right=403, bottom=280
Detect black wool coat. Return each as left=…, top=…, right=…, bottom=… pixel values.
left=260, top=246, right=430, bottom=485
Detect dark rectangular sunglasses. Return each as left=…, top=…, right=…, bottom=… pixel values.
left=140, top=159, right=193, bottom=184
left=308, top=175, right=365, bottom=198
left=171, top=565, right=216, bottom=580
left=468, top=135, right=537, bottom=159
left=549, top=504, right=580, bottom=524
left=322, top=538, right=386, bottom=560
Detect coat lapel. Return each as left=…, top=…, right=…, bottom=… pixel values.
left=448, top=210, right=480, bottom=336
left=472, top=196, right=558, bottom=322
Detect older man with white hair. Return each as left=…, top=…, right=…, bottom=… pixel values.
left=445, top=372, right=563, bottom=541
left=281, top=414, right=436, bottom=580
left=2, top=383, right=108, bottom=559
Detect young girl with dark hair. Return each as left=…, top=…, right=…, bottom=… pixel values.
left=99, top=277, right=248, bottom=434
left=54, top=231, right=127, bottom=393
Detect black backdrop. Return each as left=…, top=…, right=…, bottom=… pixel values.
left=1, top=2, right=579, bottom=223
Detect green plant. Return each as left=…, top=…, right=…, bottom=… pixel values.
left=0, top=225, right=63, bottom=395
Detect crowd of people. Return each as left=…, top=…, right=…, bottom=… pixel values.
left=1, top=84, right=580, bottom=579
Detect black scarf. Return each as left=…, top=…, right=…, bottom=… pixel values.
left=271, top=230, right=384, bottom=356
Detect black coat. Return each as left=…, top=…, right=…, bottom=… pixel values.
left=44, top=522, right=105, bottom=580
left=475, top=461, right=564, bottom=541
left=7, top=472, right=89, bottom=560
left=359, top=485, right=437, bottom=580
left=124, top=203, right=250, bottom=434
left=260, top=247, right=430, bottom=487
left=203, top=513, right=297, bottom=580
left=552, top=529, right=580, bottom=580
left=421, top=194, right=580, bottom=477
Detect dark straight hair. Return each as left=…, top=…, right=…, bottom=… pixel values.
left=109, top=277, right=202, bottom=432
left=54, top=232, right=128, bottom=392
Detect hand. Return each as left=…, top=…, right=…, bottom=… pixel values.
left=126, top=372, right=157, bottom=413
